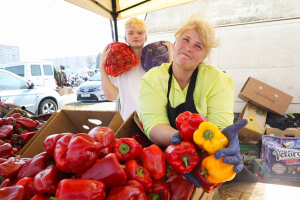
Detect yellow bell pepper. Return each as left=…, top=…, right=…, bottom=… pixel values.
left=201, top=155, right=236, bottom=183
left=193, top=122, right=228, bottom=155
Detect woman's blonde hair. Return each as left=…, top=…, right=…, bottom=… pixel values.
left=125, top=17, right=147, bottom=33
left=175, top=14, right=219, bottom=58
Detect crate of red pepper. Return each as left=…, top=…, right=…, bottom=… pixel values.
left=0, top=110, right=50, bottom=158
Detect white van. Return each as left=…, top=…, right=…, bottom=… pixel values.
left=0, top=61, right=57, bottom=90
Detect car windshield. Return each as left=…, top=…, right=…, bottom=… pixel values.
left=89, top=72, right=101, bottom=81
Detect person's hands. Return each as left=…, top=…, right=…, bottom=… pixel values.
left=170, top=132, right=201, bottom=188
left=162, top=41, right=173, bottom=62
left=214, top=119, right=248, bottom=173
left=99, top=45, right=111, bottom=71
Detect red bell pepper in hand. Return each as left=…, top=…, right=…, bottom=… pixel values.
left=15, top=118, right=37, bottom=129
left=124, top=159, right=153, bottom=192
left=146, top=179, right=170, bottom=200
left=140, top=144, right=166, bottom=180
left=0, top=125, right=13, bottom=139
left=17, top=132, right=36, bottom=145
left=164, top=141, right=199, bottom=174
left=16, top=177, right=36, bottom=200
left=0, top=185, right=25, bottom=200
left=0, top=156, right=30, bottom=180
left=88, top=126, right=116, bottom=158
left=53, top=179, right=105, bottom=200
left=165, top=172, right=194, bottom=200
left=54, top=133, right=100, bottom=174
left=106, top=180, right=146, bottom=200
left=33, top=165, right=65, bottom=195
left=43, top=133, right=73, bottom=157
left=82, top=153, right=127, bottom=190
left=17, top=152, right=54, bottom=180
left=131, top=132, right=152, bottom=148
left=175, top=111, right=208, bottom=146
left=113, top=138, right=142, bottom=162
left=191, top=150, right=222, bottom=193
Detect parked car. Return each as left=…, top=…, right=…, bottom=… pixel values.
left=0, top=61, right=57, bottom=91
left=77, top=72, right=107, bottom=102
left=0, top=69, right=63, bottom=115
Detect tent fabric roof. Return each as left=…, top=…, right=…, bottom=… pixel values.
left=65, top=0, right=197, bottom=20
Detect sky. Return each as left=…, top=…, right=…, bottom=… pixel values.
left=0, top=0, right=140, bottom=61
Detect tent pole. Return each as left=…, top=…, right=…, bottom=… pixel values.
left=111, top=0, right=118, bottom=41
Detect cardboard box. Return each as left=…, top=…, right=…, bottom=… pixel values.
left=21, top=109, right=124, bottom=158
left=0, top=102, right=21, bottom=117
left=240, top=144, right=260, bottom=167
left=252, top=159, right=300, bottom=187
left=266, top=124, right=300, bottom=138
left=238, top=102, right=267, bottom=145
left=261, top=135, right=300, bottom=181
left=238, top=76, right=293, bottom=115
left=58, top=87, right=68, bottom=96
left=115, top=111, right=219, bottom=200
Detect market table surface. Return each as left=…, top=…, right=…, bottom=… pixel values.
left=218, top=182, right=300, bottom=200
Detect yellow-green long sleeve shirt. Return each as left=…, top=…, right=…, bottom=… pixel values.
left=139, top=62, right=234, bottom=138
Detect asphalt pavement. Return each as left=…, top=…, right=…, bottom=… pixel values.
left=60, top=89, right=116, bottom=111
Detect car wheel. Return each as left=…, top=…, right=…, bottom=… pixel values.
left=38, top=99, right=57, bottom=114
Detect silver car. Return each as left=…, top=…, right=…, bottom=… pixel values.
left=77, top=72, right=107, bottom=102
left=0, top=69, right=63, bottom=115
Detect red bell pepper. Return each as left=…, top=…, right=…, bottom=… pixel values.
left=43, top=133, right=73, bottom=157
left=10, top=113, right=22, bottom=119
left=15, top=118, right=37, bottom=129
left=53, top=179, right=105, bottom=200
left=17, top=132, right=36, bottom=145
left=0, top=125, right=13, bottom=139
left=0, top=185, right=25, bottom=200
left=175, top=111, right=208, bottom=146
left=54, top=133, right=100, bottom=174
left=17, top=152, right=54, bottom=180
left=140, top=144, right=166, bottom=180
left=131, top=132, right=152, bottom=148
left=113, top=138, right=142, bottom=162
left=82, top=153, right=127, bottom=190
left=191, top=150, right=222, bottom=193
left=2, top=117, right=15, bottom=125
left=0, top=118, right=3, bottom=126
left=0, top=156, right=30, bottom=180
left=0, top=178, right=11, bottom=188
left=146, top=179, right=170, bottom=200
left=16, top=177, right=36, bottom=200
left=124, top=159, right=153, bottom=192
left=0, top=142, right=13, bottom=159
left=33, top=165, right=65, bottom=195
left=165, top=172, right=194, bottom=200
left=164, top=141, right=199, bottom=174
left=106, top=180, right=146, bottom=200
left=13, top=123, right=24, bottom=134
left=88, top=126, right=115, bottom=158
left=30, top=194, right=52, bottom=200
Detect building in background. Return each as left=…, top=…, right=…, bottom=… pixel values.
left=44, top=55, right=97, bottom=70
left=0, top=45, right=20, bottom=64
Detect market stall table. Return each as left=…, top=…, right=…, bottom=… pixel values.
left=219, top=182, right=300, bottom=200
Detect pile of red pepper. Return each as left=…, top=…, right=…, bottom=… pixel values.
left=0, top=112, right=233, bottom=200
left=0, top=113, right=44, bottom=158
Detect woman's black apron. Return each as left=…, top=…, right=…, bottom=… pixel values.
left=167, top=65, right=199, bottom=129
left=166, top=64, right=257, bottom=183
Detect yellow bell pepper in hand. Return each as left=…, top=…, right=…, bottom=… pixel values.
left=193, top=122, right=228, bottom=155
left=201, top=155, right=236, bottom=183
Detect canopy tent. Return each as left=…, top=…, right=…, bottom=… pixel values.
left=64, top=0, right=198, bottom=41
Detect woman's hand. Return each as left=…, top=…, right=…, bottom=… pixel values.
left=162, top=41, right=173, bottom=62
left=214, top=119, right=248, bottom=173
left=99, top=45, right=111, bottom=71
